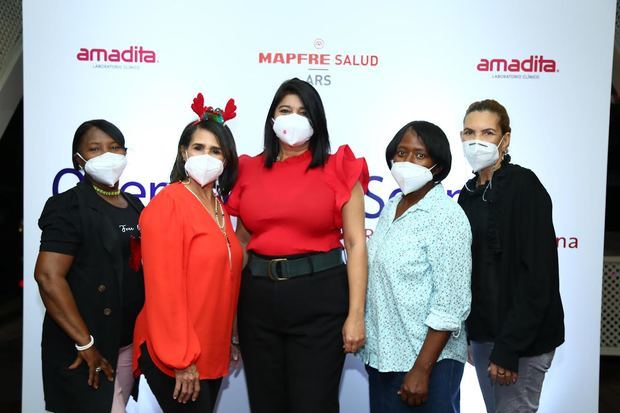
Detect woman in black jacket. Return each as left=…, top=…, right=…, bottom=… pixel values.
left=457, top=100, right=564, bottom=413
left=34, top=119, right=145, bottom=413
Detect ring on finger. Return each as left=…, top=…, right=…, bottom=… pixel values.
left=95, top=366, right=102, bottom=372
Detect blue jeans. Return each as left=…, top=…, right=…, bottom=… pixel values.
left=366, top=359, right=464, bottom=413
left=470, top=341, right=555, bottom=413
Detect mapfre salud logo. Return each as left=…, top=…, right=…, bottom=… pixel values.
left=257, top=38, right=379, bottom=86
left=477, top=55, right=558, bottom=80
left=76, top=46, right=158, bottom=70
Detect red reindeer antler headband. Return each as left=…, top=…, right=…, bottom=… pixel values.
left=191, top=92, right=237, bottom=125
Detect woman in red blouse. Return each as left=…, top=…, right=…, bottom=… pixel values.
left=226, top=78, right=369, bottom=413
left=132, top=94, right=243, bottom=412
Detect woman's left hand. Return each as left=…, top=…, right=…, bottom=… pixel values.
left=399, top=366, right=430, bottom=406
left=68, top=346, right=114, bottom=389
left=342, top=314, right=365, bottom=353
left=488, top=362, right=518, bottom=385
left=229, top=342, right=242, bottom=372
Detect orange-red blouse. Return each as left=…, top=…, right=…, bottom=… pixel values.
left=132, top=182, right=243, bottom=379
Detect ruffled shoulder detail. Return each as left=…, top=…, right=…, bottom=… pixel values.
left=238, top=154, right=254, bottom=169
left=225, top=153, right=261, bottom=216
left=324, top=145, right=369, bottom=214
left=234, top=154, right=257, bottom=182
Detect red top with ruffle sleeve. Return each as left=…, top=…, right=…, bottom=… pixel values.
left=132, top=182, right=243, bottom=379
left=225, top=145, right=369, bottom=256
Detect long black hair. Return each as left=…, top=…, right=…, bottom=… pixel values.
left=263, top=78, right=330, bottom=168
left=169, top=119, right=238, bottom=196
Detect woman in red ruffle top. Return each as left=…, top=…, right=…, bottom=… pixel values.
left=225, top=78, right=369, bottom=413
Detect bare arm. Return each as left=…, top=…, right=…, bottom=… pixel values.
left=341, top=182, right=368, bottom=353
left=34, top=251, right=88, bottom=344
left=399, top=328, right=451, bottom=406
left=34, top=251, right=114, bottom=388
left=235, top=218, right=251, bottom=268
left=230, top=220, right=250, bottom=367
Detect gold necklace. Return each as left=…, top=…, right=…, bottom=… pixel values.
left=92, top=184, right=120, bottom=196
left=183, top=183, right=232, bottom=272
left=213, top=194, right=225, bottom=230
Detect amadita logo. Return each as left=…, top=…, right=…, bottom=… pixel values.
left=76, top=46, right=157, bottom=63
left=477, top=55, right=557, bottom=73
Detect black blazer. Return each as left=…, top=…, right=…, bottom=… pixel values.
left=458, top=161, right=565, bottom=372
left=38, top=180, right=144, bottom=412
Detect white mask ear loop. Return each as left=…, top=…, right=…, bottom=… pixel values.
left=74, top=152, right=86, bottom=170
left=183, top=150, right=191, bottom=179
left=429, top=163, right=439, bottom=183
left=497, top=135, right=507, bottom=155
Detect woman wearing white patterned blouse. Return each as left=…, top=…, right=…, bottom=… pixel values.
left=360, top=121, right=472, bottom=412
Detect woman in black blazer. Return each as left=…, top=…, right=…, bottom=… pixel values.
left=34, top=119, right=145, bottom=413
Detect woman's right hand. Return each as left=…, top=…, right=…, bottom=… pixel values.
left=399, top=365, right=430, bottom=406
left=68, top=346, right=114, bottom=389
left=173, top=364, right=200, bottom=403
left=36, top=251, right=116, bottom=390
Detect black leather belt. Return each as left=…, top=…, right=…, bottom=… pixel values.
left=248, top=248, right=344, bottom=281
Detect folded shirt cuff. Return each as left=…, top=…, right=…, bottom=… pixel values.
left=425, top=309, right=462, bottom=337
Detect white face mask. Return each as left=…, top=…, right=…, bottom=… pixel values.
left=184, top=153, right=224, bottom=187
left=76, top=152, right=127, bottom=187
left=272, top=113, right=314, bottom=146
left=462, top=136, right=504, bottom=172
left=390, top=161, right=436, bottom=195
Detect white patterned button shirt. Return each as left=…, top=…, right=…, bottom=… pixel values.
left=359, top=184, right=472, bottom=372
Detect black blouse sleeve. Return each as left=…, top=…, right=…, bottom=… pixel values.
left=38, top=190, right=82, bottom=255
left=490, top=170, right=559, bottom=372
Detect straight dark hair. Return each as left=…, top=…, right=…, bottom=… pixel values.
left=385, top=120, right=452, bottom=182
left=263, top=78, right=330, bottom=168
left=72, top=119, right=125, bottom=168
left=170, top=119, right=238, bottom=197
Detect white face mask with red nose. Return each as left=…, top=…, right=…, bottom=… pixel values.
left=272, top=113, right=314, bottom=146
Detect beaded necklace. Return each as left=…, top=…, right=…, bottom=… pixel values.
left=183, top=182, right=232, bottom=271
left=92, top=184, right=120, bottom=197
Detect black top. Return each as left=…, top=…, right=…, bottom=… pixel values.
left=38, top=180, right=144, bottom=412
left=458, top=158, right=565, bottom=372
left=462, top=182, right=501, bottom=341
left=95, top=198, right=143, bottom=346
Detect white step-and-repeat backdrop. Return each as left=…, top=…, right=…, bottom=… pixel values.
left=23, top=1, right=615, bottom=412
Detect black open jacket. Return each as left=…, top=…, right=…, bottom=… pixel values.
left=457, top=158, right=564, bottom=372
left=38, top=180, right=144, bottom=412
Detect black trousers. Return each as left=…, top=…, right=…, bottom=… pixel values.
left=238, top=264, right=349, bottom=413
left=138, top=344, right=222, bottom=413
